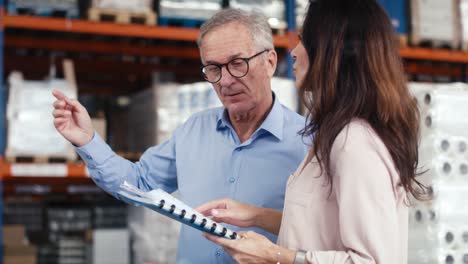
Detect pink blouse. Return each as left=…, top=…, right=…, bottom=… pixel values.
left=277, top=120, right=408, bottom=263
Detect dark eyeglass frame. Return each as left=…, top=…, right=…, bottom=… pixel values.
left=201, top=49, right=270, bottom=83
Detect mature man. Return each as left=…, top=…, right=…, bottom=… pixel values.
left=52, top=8, right=307, bottom=264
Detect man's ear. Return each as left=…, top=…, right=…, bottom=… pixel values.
left=266, top=50, right=278, bottom=77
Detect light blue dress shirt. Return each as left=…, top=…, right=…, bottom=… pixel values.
left=76, top=95, right=308, bottom=264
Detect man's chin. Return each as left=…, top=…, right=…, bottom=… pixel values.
left=226, top=104, right=254, bottom=118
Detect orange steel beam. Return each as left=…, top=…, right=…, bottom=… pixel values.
left=5, top=35, right=201, bottom=59
left=399, top=47, right=468, bottom=63
left=0, top=161, right=88, bottom=179
left=3, top=15, right=292, bottom=49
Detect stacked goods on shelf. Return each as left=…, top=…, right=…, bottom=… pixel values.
left=271, top=77, right=299, bottom=113
left=127, top=77, right=298, bottom=151
left=3, top=200, right=43, bottom=232
left=7, top=0, right=79, bottom=18
left=461, top=0, right=468, bottom=51
left=230, top=0, right=286, bottom=32
left=5, top=71, right=77, bottom=163
left=92, top=229, right=129, bottom=264
left=378, top=0, right=408, bottom=46
left=127, top=81, right=221, bottom=150
left=408, top=82, right=468, bottom=264
left=128, top=199, right=181, bottom=264
left=127, top=85, right=159, bottom=152
left=106, top=96, right=130, bottom=153
left=56, top=238, right=90, bottom=264
left=88, top=0, right=156, bottom=25
left=295, top=0, right=308, bottom=29
left=94, top=205, right=128, bottom=228
left=410, top=0, right=460, bottom=49
left=3, top=225, right=37, bottom=264
left=158, top=0, right=222, bottom=26
left=47, top=207, right=92, bottom=264
left=44, top=203, right=127, bottom=264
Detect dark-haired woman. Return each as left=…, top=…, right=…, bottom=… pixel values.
left=196, top=0, right=426, bottom=263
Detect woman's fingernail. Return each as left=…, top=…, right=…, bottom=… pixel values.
left=212, top=209, right=218, bottom=215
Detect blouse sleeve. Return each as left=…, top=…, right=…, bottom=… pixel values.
left=306, top=123, right=403, bottom=264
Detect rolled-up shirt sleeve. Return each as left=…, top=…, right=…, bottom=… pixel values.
left=76, top=130, right=178, bottom=197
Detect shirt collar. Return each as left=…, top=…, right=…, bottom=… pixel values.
left=216, top=93, right=284, bottom=141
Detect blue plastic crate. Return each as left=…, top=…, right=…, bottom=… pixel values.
left=8, top=1, right=79, bottom=19
left=378, top=0, right=408, bottom=35
left=158, top=16, right=206, bottom=28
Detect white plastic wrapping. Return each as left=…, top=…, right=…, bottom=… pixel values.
left=230, top=0, right=286, bottom=29
left=159, top=0, right=222, bottom=20
left=409, top=82, right=468, bottom=263
left=6, top=71, right=77, bottom=159
left=128, top=198, right=181, bottom=264
left=461, top=0, right=468, bottom=50
left=271, top=77, right=299, bottom=112
left=92, top=0, right=152, bottom=13
left=419, top=90, right=468, bottom=138
left=410, top=0, right=460, bottom=47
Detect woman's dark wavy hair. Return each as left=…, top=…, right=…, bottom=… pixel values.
left=300, top=0, right=427, bottom=200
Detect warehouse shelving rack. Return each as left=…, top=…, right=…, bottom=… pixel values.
left=2, top=0, right=468, bottom=261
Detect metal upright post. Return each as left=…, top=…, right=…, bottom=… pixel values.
left=0, top=0, right=5, bottom=262
left=286, top=0, right=296, bottom=79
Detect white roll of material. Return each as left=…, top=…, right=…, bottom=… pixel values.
left=419, top=133, right=457, bottom=163
left=455, top=160, right=468, bottom=181
left=410, top=204, right=439, bottom=227
left=439, top=250, right=460, bottom=264
left=431, top=157, right=456, bottom=182
left=432, top=184, right=468, bottom=224
left=408, top=82, right=435, bottom=106
left=439, top=226, right=460, bottom=249
left=460, top=250, right=468, bottom=264
left=420, top=89, right=468, bottom=137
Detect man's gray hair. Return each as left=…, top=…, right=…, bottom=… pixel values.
left=197, top=8, right=274, bottom=51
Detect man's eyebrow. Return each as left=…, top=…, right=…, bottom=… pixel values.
left=205, top=52, right=243, bottom=65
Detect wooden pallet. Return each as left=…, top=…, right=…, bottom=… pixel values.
left=6, top=155, right=76, bottom=164
left=462, top=42, right=468, bottom=52
left=397, top=34, right=408, bottom=48
left=410, top=39, right=459, bottom=50
left=88, top=8, right=156, bottom=25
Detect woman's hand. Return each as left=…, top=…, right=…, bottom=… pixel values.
left=195, top=198, right=260, bottom=228
left=204, top=231, right=280, bottom=264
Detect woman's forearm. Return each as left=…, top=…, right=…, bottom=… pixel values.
left=254, top=207, right=283, bottom=235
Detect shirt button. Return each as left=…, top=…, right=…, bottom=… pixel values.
left=229, top=177, right=236, bottom=183
left=86, top=155, right=92, bottom=160
left=235, top=147, right=242, bottom=152
left=215, top=250, right=221, bottom=257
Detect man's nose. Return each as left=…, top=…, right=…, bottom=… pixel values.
left=218, top=65, right=236, bottom=86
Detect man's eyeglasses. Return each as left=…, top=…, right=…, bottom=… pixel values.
left=201, top=49, right=270, bottom=83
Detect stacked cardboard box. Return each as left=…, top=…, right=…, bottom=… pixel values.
left=3, top=225, right=37, bottom=264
